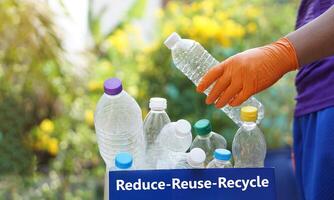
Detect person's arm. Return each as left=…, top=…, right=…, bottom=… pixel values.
left=287, top=6, right=334, bottom=66
left=197, top=6, right=334, bottom=108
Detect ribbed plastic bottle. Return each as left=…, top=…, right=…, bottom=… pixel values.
left=232, top=106, right=266, bottom=168
left=164, top=32, right=264, bottom=126
left=207, top=149, right=233, bottom=168
left=143, top=97, right=171, bottom=169
left=190, top=119, right=227, bottom=166
left=175, top=148, right=206, bottom=169
left=156, top=119, right=193, bottom=169
left=104, top=152, right=134, bottom=200
left=94, top=78, right=145, bottom=169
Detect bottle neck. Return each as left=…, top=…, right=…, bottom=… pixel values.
left=150, top=109, right=166, bottom=113
left=104, top=90, right=124, bottom=99
left=198, top=132, right=213, bottom=139
left=215, top=159, right=230, bottom=165
left=241, top=121, right=257, bottom=130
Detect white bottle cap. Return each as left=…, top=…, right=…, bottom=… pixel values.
left=149, top=97, right=167, bottom=110
left=175, top=119, right=191, bottom=137
left=164, top=32, right=181, bottom=49
left=187, top=148, right=206, bottom=167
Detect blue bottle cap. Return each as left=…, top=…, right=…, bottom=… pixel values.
left=214, top=149, right=231, bottom=161
left=115, top=152, right=133, bottom=169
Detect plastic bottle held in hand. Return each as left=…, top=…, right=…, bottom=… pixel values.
left=143, top=97, right=171, bottom=169
left=156, top=119, right=193, bottom=169
left=190, top=119, right=227, bottom=165
left=232, top=106, right=266, bottom=168
left=175, top=148, right=206, bottom=169
left=164, top=32, right=264, bottom=126
left=207, top=149, right=233, bottom=168
left=94, top=78, right=145, bottom=169
left=104, top=152, right=134, bottom=200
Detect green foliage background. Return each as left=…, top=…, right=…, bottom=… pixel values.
left=0, top=0, right=299, bottom=198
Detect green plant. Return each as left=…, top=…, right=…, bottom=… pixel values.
left=0, top=0, right=68, bottom=175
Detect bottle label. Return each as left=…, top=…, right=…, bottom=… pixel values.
left=108, top=168, right=276, bottom=200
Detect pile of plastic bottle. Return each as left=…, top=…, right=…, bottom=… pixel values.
left=94, top=32, right=267, bottom=172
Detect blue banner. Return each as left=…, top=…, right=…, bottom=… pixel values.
left=109, top=168, right=276, bottom=200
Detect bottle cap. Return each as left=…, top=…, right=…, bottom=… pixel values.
left=175, top=119, right=191, bottom=137
left=164, top=32, right=181, bottom=49
left=104, top=78, right=123, bottom=95
left=187, top=148, right=206, bottom=167
left=115, top=152, right=133, bottom=169
left=240, top=106, right=258, bottom=122
left=149, top=97, right=167, bottom=110
left=194, top=119, right=212, bottom=136
left=214, top=149, right=231, bottom=161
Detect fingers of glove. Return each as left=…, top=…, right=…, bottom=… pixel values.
left=228, top=90, right=250, bottom=107
left=196, top=63, right=225, bottom=93
left=205, top=72, right=231, bottom=104
left=215, top=83, right=242, bottom=108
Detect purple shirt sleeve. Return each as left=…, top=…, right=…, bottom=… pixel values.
left=294, top=1, right=334, bottom=116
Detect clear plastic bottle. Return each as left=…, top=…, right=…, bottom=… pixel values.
left=190, top=119, right=227, bottom=166
left=156, top=119, right=193, bottom=169
left=143, top=97, right=171, bottom=169
left=175, top=148, right=206, bottom=169
left=94, top=78, right=145, bottom=169
left=105, top=152, right=134, bottom=200
left=207, top=149, right=233, bottom=168
left=158, top=119, right=193, bottom=153
left=232, top=106, right=266, bottom=168
left=164, top=32, right=264, bottom=126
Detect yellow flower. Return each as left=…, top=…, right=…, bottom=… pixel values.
left=162, top=22, right=175, bottom=38
left=223, top=20, right=245, bottom=38
left=179, top=17, right=191, bottom=35
left=85, top=110, right=94, bottom=126
left=202, top=1, right=214, bottom=15
left=246, top=22, right=257, bottom=33
left=216, top=12, right=229, bottom=21
left=47, top=138, right=59, bottom=156
left=189, top=2, right=200, bottom=12
left=33, top=134, right=49, bottom=151
left=167, top=1, right=179, bottom=14
left=192, top=16, right=220, bottom=42
left=107, top=30, right=129, bottom=54
left=40, top=119, right=54, bottom=134
left=142, top=42, right=159, bottom=54
left=40, top=134, right=49, bottom=148
left=87, top=80, right=102, bottom=92
left=217, top=34, right=231, bottom=48
left=245, top=6, right=260, bottom=19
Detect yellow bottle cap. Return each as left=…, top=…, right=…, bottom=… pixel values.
left=240, top=106, right=258, bottom=122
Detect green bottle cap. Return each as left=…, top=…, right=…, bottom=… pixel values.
left=194, top=119, right=212, bottom=136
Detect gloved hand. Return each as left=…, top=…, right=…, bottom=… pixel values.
left=196, top=38, right=299, bottom=108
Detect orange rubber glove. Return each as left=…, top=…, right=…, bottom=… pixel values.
left=196, top=38, right=299, bottom=108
